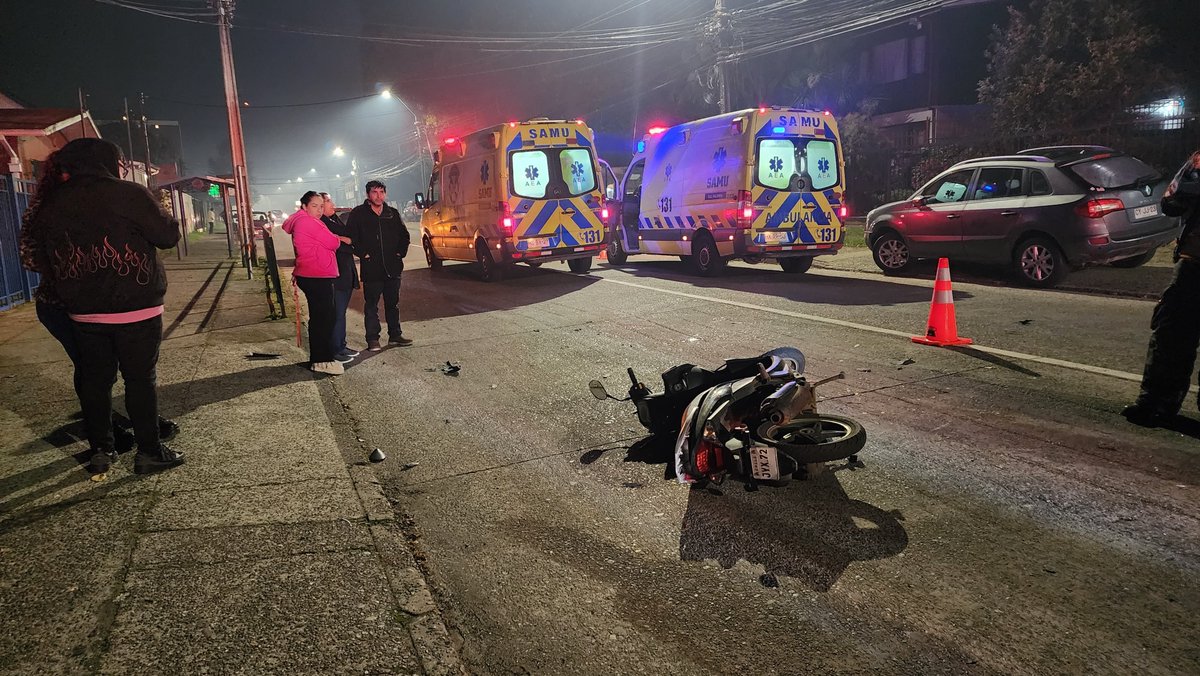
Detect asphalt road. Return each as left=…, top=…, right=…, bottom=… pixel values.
left=327, top=249, right=1198, bottom=675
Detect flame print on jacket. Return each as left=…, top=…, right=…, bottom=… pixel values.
left=51, top=235, right=154, bottom=286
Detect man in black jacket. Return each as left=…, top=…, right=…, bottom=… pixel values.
left=319, top=193, right=359, bottom=362
left=1123, top=151, right=1200, bottom=427
left=348, top=180, right=411, bottom=351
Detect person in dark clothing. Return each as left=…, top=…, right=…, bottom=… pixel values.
left=19, top=149, right=180, bottom=455
left=1123, top=150, right=1200, bottom=427
left=23, top=138, right=184, bottom=475
left=347, top=180, right=411, bottom=351
left=319, top=192, right=360, bottom=362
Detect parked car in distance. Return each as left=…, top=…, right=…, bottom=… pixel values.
left=252, top=211, right=270, bottom=240
left=865, top=146, right=1178, bottom=287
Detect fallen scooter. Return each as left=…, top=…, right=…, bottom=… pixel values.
left=588, top=348, right=866, bottom=488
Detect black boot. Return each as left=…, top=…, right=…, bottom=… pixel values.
left=88, top=448, right=119, bottom=474
left=1121, top=403, right=1175, bottom=428
left=158, top=417, right=180, bottom=442
left=133, top=444, right=185, bottom=475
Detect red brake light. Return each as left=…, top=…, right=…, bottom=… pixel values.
left=499, top=201, right=514, bottom=233
left=601, top=207, right=610, bottom=220
left=736, top=190, right=753, bottom=228
left=839, top=205, right=848, bottom=218
left=443, top=137, right=456, bottom=145
left=1078, top=198, right=1124, bottom=218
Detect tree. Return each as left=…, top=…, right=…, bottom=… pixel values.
left=978, top=0, right=1169, bottom=138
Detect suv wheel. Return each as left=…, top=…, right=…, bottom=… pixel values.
left=690, top=231, right=726, bottom=276
left=606, top=236, right=628, bottom=265
left=1014, top=237, right=1066, bottom=287
left=871, top=232, right=913, bottom=275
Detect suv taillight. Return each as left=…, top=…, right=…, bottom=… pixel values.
left=1077, top=198, right=1124, bottom=219
left=499, top=201, right=514, bottom=233
left=736, top=190, right=753, bottom=228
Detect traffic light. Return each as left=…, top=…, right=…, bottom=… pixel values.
left=208, top=183, right=220, bottom=198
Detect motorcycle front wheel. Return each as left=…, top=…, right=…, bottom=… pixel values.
left=755, top=415, right=866, bottom=464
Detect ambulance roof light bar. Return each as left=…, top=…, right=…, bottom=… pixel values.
left=647, top=126, right=667, bottom=135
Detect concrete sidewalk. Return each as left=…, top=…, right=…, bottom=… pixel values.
left=0, top=236, right=460, bottom=675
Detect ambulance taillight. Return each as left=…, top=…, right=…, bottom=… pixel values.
left=736, top=190, right=754, bottom=228
left=500, top=201, right=514, bottom=233
left=839, top=205, right=849, bottom=219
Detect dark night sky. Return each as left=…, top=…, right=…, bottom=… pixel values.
left=2, top=0, right=1196, bottom=209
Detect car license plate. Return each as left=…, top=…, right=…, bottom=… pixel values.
left=761, top=231, right=791, bottom=243
left=749, top=446, right=781, bottom=481
left=1133, top=205, right=1159, bottom=220
left=525, top=237, right=552, bottom=249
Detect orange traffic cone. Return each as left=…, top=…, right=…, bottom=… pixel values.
left=911, top=258, right=972, bottom=347
left=598, top=246, right=607, bottom=261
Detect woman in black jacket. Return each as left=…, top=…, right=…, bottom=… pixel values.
left=23, top=138, right=185, bottom=474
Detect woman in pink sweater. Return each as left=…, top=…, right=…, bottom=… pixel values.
left=282, top=191, right=344, bottom=374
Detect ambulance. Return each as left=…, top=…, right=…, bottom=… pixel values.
left=414, top=118, right=609, bottom=282
left=607, top=107, right=848, bottom=275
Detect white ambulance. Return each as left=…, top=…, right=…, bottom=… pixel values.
left=414, top=118, right=609, bottom=282
left=608, top=107, right=848, bottom=275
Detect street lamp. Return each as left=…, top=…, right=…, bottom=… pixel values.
left=332, top=146, right=345, bottom=157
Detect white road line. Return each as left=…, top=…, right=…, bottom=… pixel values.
left=599, top=277, right=1149, bottom=385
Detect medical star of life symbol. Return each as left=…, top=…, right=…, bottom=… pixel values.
left=713, top=147, right=727, bottom=171
left=769, top=157, right=783, bottom=173
left=571, top=161, right=585, bottom=181
left=817, top=158, right=830, bottom=173
left=480, top=161, right=489, bottom=184
left=525, top=166, right=539, bottom=182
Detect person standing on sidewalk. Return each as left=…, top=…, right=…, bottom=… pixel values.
left=1123, top=150, right=1200, bottom=427
left=23, top=138, right=184, bottom=475
left=282, top=191, right=343, bottom=375
left=319, top=192, right=360, bottom=363
left=19, top=147, right=180, bottom=458
left=348, top=180, right=411, bottom=352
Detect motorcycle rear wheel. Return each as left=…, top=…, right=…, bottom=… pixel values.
left=755, top=415, right=865, bottom=464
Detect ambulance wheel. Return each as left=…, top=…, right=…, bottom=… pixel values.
left=871, top=231, right=913, bottom=275
left=423, top=236, right=442, bottom=270
left=567, top=256, right=593, bottom=273
left=779, top=257, right=813, bottom=274
left=607, top=237, right=628, bottom=265
left=476, top=245, right=506, bottom=282
left=743, top=256, right=764, bottom=265
left=526, top=261, right=542, bottom=268
left=690, top=232, right=726, bottom=277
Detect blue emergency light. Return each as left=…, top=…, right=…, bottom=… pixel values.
left=637, top=140, right=646, bottom=153
left=772, top=126, right=787, bottom=134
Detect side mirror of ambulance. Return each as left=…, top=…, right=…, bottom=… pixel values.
left=414, top=193, right=426, bottom=209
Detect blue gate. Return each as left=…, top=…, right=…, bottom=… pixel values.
left=0, top=176, right=35, bottom=311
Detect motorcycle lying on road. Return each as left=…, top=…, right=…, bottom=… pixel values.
left=589, top=348, right=866, bottom=488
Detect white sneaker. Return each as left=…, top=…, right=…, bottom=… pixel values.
left=311, top=361, right=344, bottom=375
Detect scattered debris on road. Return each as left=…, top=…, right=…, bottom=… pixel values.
left=246, top=352, right=281, bottom=360
left=369, top=448, right=386, bottom=463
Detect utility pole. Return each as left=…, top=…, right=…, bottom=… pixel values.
left=213, top=0, right=254, bottom=279
left=122, top=98, right=136, bottom=178
left=714, top=0, right=729, bottom=114
left=140, top=92, right=154, bottom=189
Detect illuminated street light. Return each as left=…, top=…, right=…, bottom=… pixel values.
left=309, top=168, right=316, bottom=174
left=332, top=146, right=345, bottom=157
left=380, top=88, right=392, bottom=99
left=296, top=177, right=303, bottom=183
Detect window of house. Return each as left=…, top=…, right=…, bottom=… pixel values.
left=909, top=35, right=927, bottom=75
left=870, top=39, right=909, bottom=83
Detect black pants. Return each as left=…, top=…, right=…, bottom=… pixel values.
left=297, top=276, right=336, bottom=363
left=363, top=277, right=402, bottom=342
left=37, top=300, right=82, bottom=401
left=1137, top=259, right=1200, bottom=414
left=73, top=316, right=163, bottom=452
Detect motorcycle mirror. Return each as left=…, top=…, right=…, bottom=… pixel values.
left=588, top=380, right=610, bottom=400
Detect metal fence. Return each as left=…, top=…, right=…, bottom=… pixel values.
left=845, top=115, right=1200, bottom=214
left=0, top=176, right=35, bottom=311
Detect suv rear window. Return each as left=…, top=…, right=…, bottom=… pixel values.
left=1068, top=155, right=1160, bottom=189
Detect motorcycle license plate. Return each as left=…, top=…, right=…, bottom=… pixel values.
left=749, top=446, right=781, bottom=480
left=525, top=237, right=552, bottom=249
